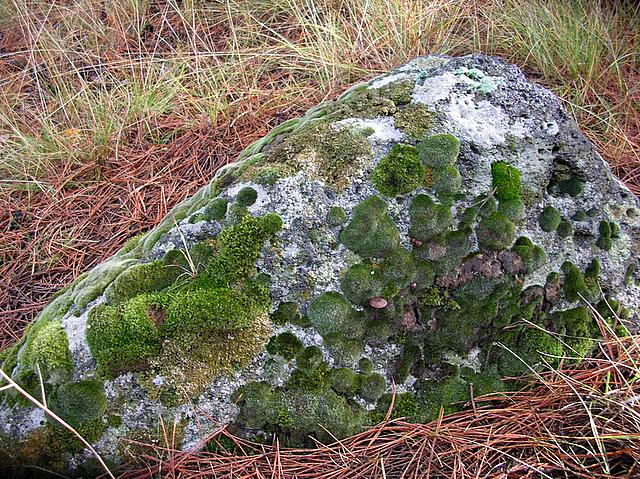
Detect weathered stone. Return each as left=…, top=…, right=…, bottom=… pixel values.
left=1, top=54, right=639, bottom=476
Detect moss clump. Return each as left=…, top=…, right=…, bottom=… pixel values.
left=266, top=332, right=304, bottom=360
left=341, top=263, right=382, bottom=306
left=104, top=261, right=180, bottom=305
left=553, top=306, right=594, bottom=360
left=512, top=237, right=546, bottom=273
left=556, top=220, right=573, bottom=238
left=234, top=381, right=367, bottom=446
left=371, top=144, right=425, bottom=197
left=358, top=373, right=386, bottom=402
left=296, top=345, right=324, bottom=371
left=21, top=320, right=72, bottom=376
left=596, top=220, right=613, bottom=251
left=476, top=212, right=515, bottom=250
left=409, top=194, right=453, bottom=242
left=417, top=134, right=460, bottom=169
left=327, top=206, right=346, bottom=226
left=339, top=196, right=400, bottom=258
left=393, top=103, right=433, bottom=139
left=415, top=376, right=470, bottom=420
left=572, top=210, right=587, bottom=222
left=270, top=302, right=301, bottom=326
left=163, top=288, right=261, bottom=335
left=497, top=198, right=524, bottom=222
left=374, top=392, right=420, bottom=422
left=491, top=161, right=520, bottom=201
left=561, top=261, right=587, bottom=303
left=236, top=187, right=258, bottom=207
left=394, top=343, right=422, bottom=383
left=50, top=379, right=107, bottom=429
left=330, top=367, right=359, bottom=395
left=204, top=198, right=229, bottom=221
left=307, top=292, right=361, bottom=338
left=87, top=300, right=162, bottom=375
left=557, top=177, right=584, bottom=197
left=431, top=165, right=462, bottom=197
left=539, top=207, right=561, bottom=233
left=214, top=213, right=282, bottom=280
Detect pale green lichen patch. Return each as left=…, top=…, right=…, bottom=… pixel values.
left=266, top=122, right=372, bottom=190
left=393, top=103, right=433, bottom=139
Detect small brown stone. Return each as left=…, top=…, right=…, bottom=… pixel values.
left=369, top=297, right=388, bottom=309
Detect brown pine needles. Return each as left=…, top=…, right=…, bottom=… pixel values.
left=117, top=335, right=640, bottom=479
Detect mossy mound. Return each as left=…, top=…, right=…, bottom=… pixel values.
left=2, top=54, right=639, bottom=475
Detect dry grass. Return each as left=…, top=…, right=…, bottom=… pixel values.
left=0, top=0, right=638, bottom=347
left=110, top=333, right=640, bottom=478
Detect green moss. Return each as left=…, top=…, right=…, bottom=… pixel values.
left=497, top=198, right=524, bottom=222
left=374, top=392, right=420, bottom=422
left=415, top=376, right=469, bottom=420
left=371, top=144, right=425, bottom=197
left=393, top=103, right=433, bottom=139
left=557, top=177, right=584, bottom=197
left=339, top=196, right=400, bottom=258
left=214, top=213, right=282, bottom=280
left=572, top=210, right=587, bottom=222
left=266, top=332, right=304, bottom=360
left=234, top=382, right=367, bottom=446
left=476, top=212, right=515, bottom=250
left=561, top=262, right=587, bottom=303
left=552, top=306, right=594, bottom=360
left=596, top=220, right=613, bottom=251
left=163, top=288, right=260, bottom=335
left=587, top=207, right=600, bottom=218
left=327, top=206, right=346, bottom=226
left=409, top=194, right=453, bottom=242
left=203, top=197, right=228, bottom=221
left=21, top=319, right=72, bottom=376
left=341, top=262, right=382, bottom=306
left=330, top=367, right=359, bottom=395
left=538, top=206, right=561, bottom=232
left=491, top=161, right=521, bottom=201
left=236, top=187, right=258, bottom=207
left=358, top=373, right=386, bottom=402
left=307, top=292, right=358, bottom=338
left=270, top=302, right=301, bottom=326
left=51, top=379, right=107, bottom=431
left=323, top=334, right=363, bottom=364
left=512, top=237, right=546, bottom=273
left=394, top=343, right=422, bottom=383
left=460, top=194, right=497, bottom=226
left=107, top=414, right=123, bottom=428
left=358, top=357, right=374, bottom=374
left=417, top=134, right=460, bottom=169
left=87, top=300, right=161, bottom=375
left=104, top=261, right=180, bottom=305
left=296, top=346, right=324, bottom=370
left=431, top=165, right=462, bottom=197
left=521, top=328, right=563, bottom=365
left=556, top=220, right=573, bottom=238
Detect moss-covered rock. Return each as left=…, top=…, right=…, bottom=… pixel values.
left=3, top=55, right=639, bottom=471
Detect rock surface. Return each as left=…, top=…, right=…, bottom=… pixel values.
left=1, top=54, right=639, bottom=476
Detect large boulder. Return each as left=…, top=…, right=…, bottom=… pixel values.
left=1, top=54, right=639, bottom=475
